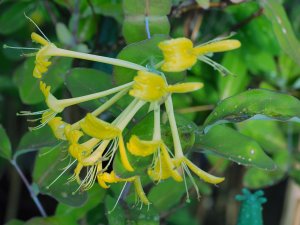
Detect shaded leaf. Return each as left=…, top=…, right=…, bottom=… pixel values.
left=33, top=145, right=88, bottom=206
left=196, top=125, right=276, bottom=170
left=65, top=68, right=113, bottom=110
left=0, top=124, right=12, bottom=160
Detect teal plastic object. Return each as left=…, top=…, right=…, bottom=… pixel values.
left=235, top=188, right=267, bottom=225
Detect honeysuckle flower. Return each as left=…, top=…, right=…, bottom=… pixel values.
left=158, top=37, right=241, bottom=73
left=42, top=113, right=68, bottom=140
left=98, top=171, right=150, bottom=208
left=129, top=71, right=203, bottom=102
left=29, top=31, right=148, bottom=79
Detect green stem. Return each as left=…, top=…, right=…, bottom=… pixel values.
left=48, top=47, right=148, bottom=71
left=152, top=102, right=161, bottom=140
left=56, top=82, right=133, bottom=110
left=165, top=95, right=184, bottom=158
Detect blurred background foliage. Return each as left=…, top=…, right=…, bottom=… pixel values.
left=1, top=0, right=300, bottom=225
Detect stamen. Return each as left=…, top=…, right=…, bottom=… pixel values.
left=182, top=165, right=190, bottom=203
left=3, top=44, right=39, bottom=50
left=24, top=13, right=50, bottom=42
left=29, top=112, right=56, bottom=131
left=198, top=55, right=232, bottom=76
left=108, top=181, right=128, bottom=214
left=39, top=142, right=63, bottom=157
left=46, top=160, right=76, bottom=189
left=17, top=109, right=49, bottom=116
left=196, top=32, right=236, bottom=47
left=182, top=163, right=201, bottom=200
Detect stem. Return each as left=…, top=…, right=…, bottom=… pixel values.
left=152, top=102, right=161, bottom=140
left=10, top=160, right=47, bottom=217
left=71, top=88, right=129, bottom=129
left=48, top=48, right=148, bottom=71
left=57, top=82, right=133, bottom=109
left=165, top=95, right=184, bottom=158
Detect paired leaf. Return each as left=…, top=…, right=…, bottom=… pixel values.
left=196, top=125, right=276, bottom=170
left=204, top=89, right=300, bottom=132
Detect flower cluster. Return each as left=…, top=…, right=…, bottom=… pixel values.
left=19, top=30, right=240, bottom=207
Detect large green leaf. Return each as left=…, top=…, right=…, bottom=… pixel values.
left=114, top=35, right=185, bottom=85
left=33, top=145, right=88, bottom=206
left=0, top=124, right=12, bottom=160
left=196, top=125, right=276, bottom=170
left=0, top=2, right=34, bottom=35
left=55, top=186, right=106, bottom=220
left=218, top=50, right=249, bottom=99
left=122, top=0, right=171, bottom=43
left=260, top=0, right=300, bottom=66
left=13, top=57, right=71, bottom=105
left=24, top=216, right=78, bottom=225
left=65, top=68, right=113, bottom=110
left=204, top=89, right=300, bottom=132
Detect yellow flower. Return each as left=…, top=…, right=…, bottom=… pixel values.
left=80, top=113, right=134, bottom=172
left=129, top=71, right=204, bottom=101
left=97, top=171, right=150, bottom=206
left=158, top=37, right=241, bottom=72
left=31, top=32, right=56, bottom=78
left=127, top=135, right=161, bottom=157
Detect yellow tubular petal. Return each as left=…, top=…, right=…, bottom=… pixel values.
left=40, top=81, right=50, bottom=98
left=118, top=135, right=134, bottom=172
left=160, top=144, right=183, bottom=182
left=74, top=163, right=83, bottom=184
left=183, top=157, right=225, bottom=184
left=133, top=177, right=150, bottom=205
left=80, top=113, right=120, bottom=139
left=193, top=40, right=241, bottom=55
left=127, top=135, right=160, bottom=157
left=47, top=117, right=67, bottom=140
left=97, top=175, right=110, bottom=189
left=167, top=82, right=204, bottom=93
left=129, top=71, right=167, bottom=101
left=158, top=38, right=197, bottom=72
left=31, top=32, right=49, bottom=46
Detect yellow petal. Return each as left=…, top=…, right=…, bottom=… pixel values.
left=127, top=135, right=160, bottom=157
left=40, top=81, right=50, bottom=98
left=167, top=82, right=204, bottom=93
left=148, top=144, right=182, bottom=182
left=80, top=113, right=120, bottom=139
left=158, top=38, right=197, bottom=72
left=31, top=32, right=49, bottom=46
left=183, top=157, right=225, bottom=184
left=118, top=135, right=134, bottom=172
left=47, top=116, right=68, bottom=140
left=133, top=177, right=150, bottom=205
left=193, top=40, right=241, bottom=55
left=129, top=71, right=167, bottom=101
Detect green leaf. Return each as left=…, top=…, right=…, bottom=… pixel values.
left=237, top=120, right=287, bottom=154
left=196, top=125, right=276, bottom=170
left=105, top=194, right=159, bottom=225
left=65, top=68, right=113, bottom=110
left=0, top=2, right=34, bottom=35
left=33, top=145, right=88, bottom=206
left=13, top=57, right=72, bottom=105
left=114, top=35, right=185, bottom=85
left=204, top=89, right=300, bottom=132
left=4, top=219, right=24, bottom=225
left=260, top=0, right=300, bottom=66
left=56, top=22, right=73, bottom=46
left=218, top=50, right=249, bottom=99
left=243, top=151, right=290, bottom=188
left=0, top=125, right=12, bottom=160
left=55, top=186, right=106, bottom=220
left=123, top=0, right=171, bottom=15
left=24, top=216, right=78, bottom=225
